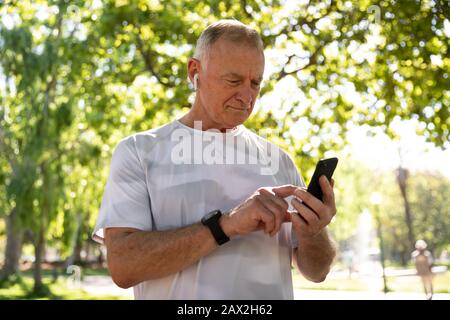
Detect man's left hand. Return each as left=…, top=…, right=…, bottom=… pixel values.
left=279, top=176, right=336, bottom=239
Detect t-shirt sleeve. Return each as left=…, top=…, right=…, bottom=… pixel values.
left=92, top=136, right=152, bottom=244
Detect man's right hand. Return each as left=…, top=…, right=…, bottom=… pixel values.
left=220, top=185, right=297, bottom=238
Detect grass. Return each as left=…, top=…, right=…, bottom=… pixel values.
left=292, top=271, right=371, bottom=291
left=387, top=273, right=450, bottom=294
left=0, top=268, right=129, bottom=300
left=292, top=269, right=450, bottom=293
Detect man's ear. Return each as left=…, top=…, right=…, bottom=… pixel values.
left=187, top=58, right=201, bottom=83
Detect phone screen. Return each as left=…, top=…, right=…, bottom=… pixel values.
left=286, top=157, right=338, bottom=211
left=307, top=157, right=338, bottom=201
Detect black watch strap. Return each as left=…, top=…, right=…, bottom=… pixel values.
left=201, top=210, right=230, bottom=245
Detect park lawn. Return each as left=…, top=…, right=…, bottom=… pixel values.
left=386, top=272, right=450, bottom=293
left=0, top=271, right=129, bottom=300
left=292, top=270, right=371, bottom=291
left=292, top=269, right=450, bottom=293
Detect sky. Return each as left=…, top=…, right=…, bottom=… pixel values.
left=343, top=120, right=450, bottom=179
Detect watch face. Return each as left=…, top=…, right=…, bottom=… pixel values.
left=201, top=209, right=229, bottom=245
left=202, top=210, right=221, bottom=223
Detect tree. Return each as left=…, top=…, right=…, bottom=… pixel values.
left=409, top=171, right=450, bottom=255
left=0, top=0, right=102, bottom=293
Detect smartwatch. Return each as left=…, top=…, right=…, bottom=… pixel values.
left=201, top=209, right=230, bottom=245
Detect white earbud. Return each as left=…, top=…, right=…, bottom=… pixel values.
left=193, top=73, right=199, bottom=91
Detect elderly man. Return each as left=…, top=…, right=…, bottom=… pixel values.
left=93, top=19, right=337, bottom=299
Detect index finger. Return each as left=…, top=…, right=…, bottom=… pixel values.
left=270, top=185, right=298, bottom=198
left=259, top=188, right=289, bottom=212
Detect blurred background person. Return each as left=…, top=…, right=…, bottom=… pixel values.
left=411, top=240, right=434, bottom=300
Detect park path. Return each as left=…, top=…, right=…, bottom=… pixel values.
left=81, top=275, right=133, bottom=298
left=294, top=289, right=450, bottom=300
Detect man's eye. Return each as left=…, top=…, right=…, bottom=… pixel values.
left=227, top=80, right=240, bottom=85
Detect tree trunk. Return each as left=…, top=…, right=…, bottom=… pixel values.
left=391, top=226, right=408, bottom=266
left=0, top=208, right=24, bottom=281
left=85, top=237, right=91, bottom=264
left=97, top=246, right=105, bottom=267
left=32, top=224, right=46, bottom=294
left=397, top=167, right=415, bottom=250
left=67, top=217, right=83, bottom=267
left=72, top=236, right=83, bottom=265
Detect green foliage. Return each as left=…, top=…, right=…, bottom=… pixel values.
left=0, top=275, right=128, bottom=300
left=330, top=157, right=375, bottom=243
left=329, top=155, right=450, bottom=263
left=409, top=172, right=450, bottom=253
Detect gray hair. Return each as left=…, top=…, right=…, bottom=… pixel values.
left=415, top=239, right=427, bottom=250
left=193, top=19, right=264, bottom=63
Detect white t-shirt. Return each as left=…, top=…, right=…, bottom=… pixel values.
left=93, top=119, right=305, bottom=299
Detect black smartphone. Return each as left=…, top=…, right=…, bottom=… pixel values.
left=307, top=157, right=338, bottom=202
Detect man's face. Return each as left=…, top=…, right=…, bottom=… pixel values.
left=195, top=38, right=265, bottom=129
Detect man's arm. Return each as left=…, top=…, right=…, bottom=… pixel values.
left=293, top=229, right=336, bottom=282
left=105, top=223, right=230, bottom=288
left=105, top=223, right=219, bottom=288
left=274, top=176, right=337, bottom=282
left=105, top=185, right=295, bottom=288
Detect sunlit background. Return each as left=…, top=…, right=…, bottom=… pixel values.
left=0, top=0, right=449, bottom=299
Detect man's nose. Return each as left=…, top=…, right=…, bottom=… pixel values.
left=236, top=85, right=253, bottom=106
